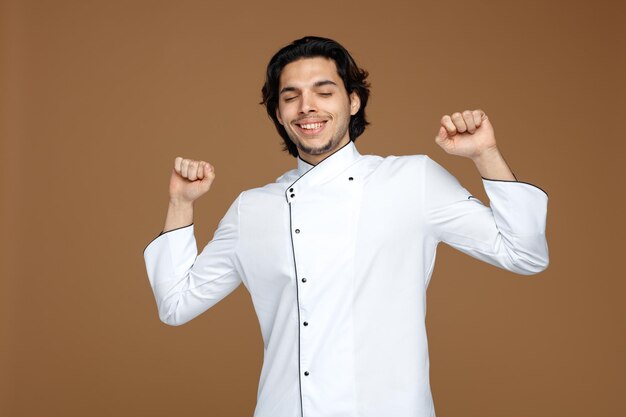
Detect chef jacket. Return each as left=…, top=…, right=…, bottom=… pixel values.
left=143, top=140, right=549, bottom=417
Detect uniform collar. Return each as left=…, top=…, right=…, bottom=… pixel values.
left=295, top=140, right=361, bottom=177
left=286, top=141, right=362, bottom=193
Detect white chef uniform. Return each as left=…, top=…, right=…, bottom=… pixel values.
left=143, top=140, right=549, bottom=417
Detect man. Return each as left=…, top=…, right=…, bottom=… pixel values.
left=143, top=36, right=549, bottom=417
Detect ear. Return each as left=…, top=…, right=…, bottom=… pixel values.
left=276, top=108, right=284, bottom=126
left=349, top=91, right=361, bottom=116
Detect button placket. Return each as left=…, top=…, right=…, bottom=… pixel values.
left=288, top=189, right=313, bottom=403
left=287, top=167, right=361, bottom=414
left=280, top=144, right=364, bottom=415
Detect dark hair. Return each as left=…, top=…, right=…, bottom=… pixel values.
left=260, top=36, right=371, bottom=157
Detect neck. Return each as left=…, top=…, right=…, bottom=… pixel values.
left=298, top=138, right=351, bottom=166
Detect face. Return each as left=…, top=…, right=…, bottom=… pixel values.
left=276, top=57, right=361, bottom=165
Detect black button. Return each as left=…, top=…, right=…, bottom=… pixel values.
left=289, top=188, right=294, bottom=192
left=304, top=371, right=309, bottom=376
left=301, top=278, right=307, bottom=283
left=295, top=229, right=300, bottom=233
left=303, top=321, right=308, bottom=326
left=290, top=193, right=295, bottom=198
left=348, top=177, right=354, bottom=181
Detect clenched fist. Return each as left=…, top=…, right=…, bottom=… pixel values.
left=435, top=109, right=498, bottom=160
left=169, top=157, right=215, bottom=204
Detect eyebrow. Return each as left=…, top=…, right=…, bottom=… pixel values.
left=279, top=80, right=338, bottom=95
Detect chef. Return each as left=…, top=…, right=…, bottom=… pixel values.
left=143, top=36, right=549, bottom=417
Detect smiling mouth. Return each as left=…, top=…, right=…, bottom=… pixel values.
left=295, top=121, right=327, bottom=135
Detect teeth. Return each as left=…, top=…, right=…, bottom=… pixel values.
left=300, top=122, right=324, bottom=129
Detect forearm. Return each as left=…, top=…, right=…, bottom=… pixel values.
left=163, top=200, right=194, bottom=232
left=471, top=147, right=517, bottom=181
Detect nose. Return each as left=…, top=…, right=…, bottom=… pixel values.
left=298, top=91, right=317, bottom=114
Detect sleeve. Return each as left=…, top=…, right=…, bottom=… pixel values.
left=422, top=155, right=549, bottom=275
left=142, top=193, right=243, bottom=326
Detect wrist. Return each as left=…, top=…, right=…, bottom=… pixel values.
left=164, top=199, right=194, bottom=233
left=471, top=147, right=517, bottom=181
left=168, top=197, right=194, bottom=208
left=471, top=146, right=501, bottom=165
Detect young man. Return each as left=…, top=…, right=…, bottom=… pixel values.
left=143, top=36, right=549, bottom=417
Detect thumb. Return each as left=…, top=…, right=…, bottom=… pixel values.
left=435, top=126, right=449, bottom=144
left=202, top=163, right=215, bottom=180
left=480, top=114, right=492, bottom=129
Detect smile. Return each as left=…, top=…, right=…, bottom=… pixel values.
left=295, top=121, right=327, bottom=135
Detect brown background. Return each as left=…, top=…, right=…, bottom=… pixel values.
left=1, top=0, right=624, bottom=416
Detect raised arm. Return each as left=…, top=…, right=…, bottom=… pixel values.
left=143, top=157, right=242, bottom=326
left=424, top=109, right=549, bottom=274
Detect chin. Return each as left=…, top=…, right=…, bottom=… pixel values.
left=297, top=138, right=335, bottom=155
